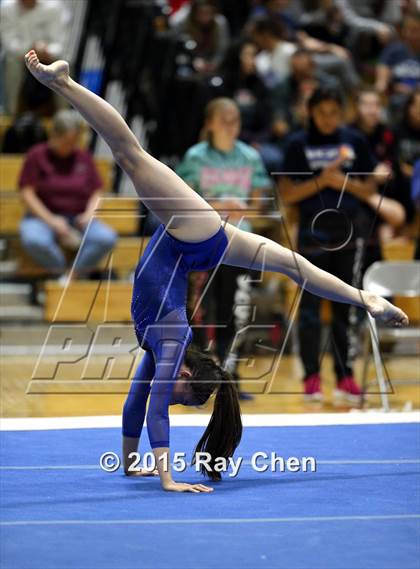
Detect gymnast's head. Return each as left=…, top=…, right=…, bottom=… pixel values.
left=171, top=346, right=243, bottom=480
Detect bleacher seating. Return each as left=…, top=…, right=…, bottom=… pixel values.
left=9, top=236, right=149, bottom=279
left=0, top=157, right=141, bottom=294
left=0, top=152, right=137, bottom=243
left=44, top=280, right=133, bottom=322
left=272, top=238, right=418, bottom=327
left=1, top=142, right=417, bottom=324
left=0, top=154, right=113, bottom=193
left=0, top=195, right=140, bottom=238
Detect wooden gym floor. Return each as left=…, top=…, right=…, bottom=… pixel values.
left=1, top=350, right=419, bottom=419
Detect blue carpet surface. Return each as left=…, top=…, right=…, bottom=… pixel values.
left=1, top=423, right=419, bottom=569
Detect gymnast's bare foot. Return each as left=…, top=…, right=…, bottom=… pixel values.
left=24, top=50, right=70, bottom=91
left=365, top=293, right=409, bottom=327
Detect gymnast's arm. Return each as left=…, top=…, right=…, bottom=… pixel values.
left=147, top=340, right=213, bottom=493
left=122, top=350, right=155, bottom=475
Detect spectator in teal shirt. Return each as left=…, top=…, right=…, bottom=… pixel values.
left=177, top=97, right=272, bottom=230
left=177, top=97, right=272, bottom=399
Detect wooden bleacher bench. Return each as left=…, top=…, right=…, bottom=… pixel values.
left=382, top=239, right=415, bottom=261
left=44, top=280, right=133, bottom=322
left=44, top=238, right=417, bottom=324
left=11, top=236, right=150, bottom=279
left=1, top=147, right=416, bottom=323
left=0, top=195, right=141, bottom=237
left=41, top=234, right=417, bottom=324
left=43, top=230, right=149, bottom=322
left=266, top=238, right=418, bottom=325
left=0, top=154, right=114, bottom=192
left=9, top=234, right=150, bottom=322
left=0, top=153, right=117, bottom=237
left=0, top=194, right=24, bottom=234
left=94, top=197, right=142, bottom=235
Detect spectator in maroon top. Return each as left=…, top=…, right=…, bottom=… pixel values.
left=19, top=110, right=117, bottom=279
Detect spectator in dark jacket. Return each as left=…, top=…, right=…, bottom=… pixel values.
left=279, top=86, right=378, bottom=405
left=393, top=88, right=420, bottom=225
left=351, top=89, right=405, bottom=265
left=353, top=89, right=395, bottom=168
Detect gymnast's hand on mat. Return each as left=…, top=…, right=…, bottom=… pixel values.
left=24, top=50, right=70, bottom=90
left=162, top=481, right=214, bottom=493
left=366, top=294, right=409, bottom=327
left=124, top=468, right=159, bottom=477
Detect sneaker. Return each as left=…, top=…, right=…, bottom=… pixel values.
left=303, top=373, right=323, bottom=402
left=334, top=376, right=362, bottom=406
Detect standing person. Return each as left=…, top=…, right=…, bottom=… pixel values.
left=279, top=86, right=379, bottom=405
left=0, top=0, right=65, bottom=114
left=176, top=97, right=273, bottom=399
left=393, top=89, right=420, bottom=226
left=19, top=110, right=117, bottom=280
left=24, top=50, right=408, bottom=491
left=353, top=89, right=395, bottom=168
left=352, top=89, right=406, bottom=250
left=218, top=39, right=281, bottom=171
left=411, top=159, right=420, bottom=260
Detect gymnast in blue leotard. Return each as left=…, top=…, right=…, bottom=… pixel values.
left=26, top=50, right=409, bottom=493
left=123, top=222, right=238, bottom=474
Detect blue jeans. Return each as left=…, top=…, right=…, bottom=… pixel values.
left=20, top=216, right=117, bottom=275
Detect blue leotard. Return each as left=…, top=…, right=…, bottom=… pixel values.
left=122, top=223, right=228, bottom=448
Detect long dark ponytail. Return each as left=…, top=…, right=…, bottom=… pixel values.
left=184, top=347, right=243, bottom=480
left=192, top=367, right=242, bottom=480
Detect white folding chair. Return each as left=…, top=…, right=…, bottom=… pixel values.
left=361, top=261, right=420, bottom=411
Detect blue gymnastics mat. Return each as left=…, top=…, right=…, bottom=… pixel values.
left=1, top=420, right=419, bottom=569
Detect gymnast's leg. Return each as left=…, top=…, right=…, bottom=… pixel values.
left=24, top=51, right=221, bottom=243
left=221, top=223, right=408, bottom=327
